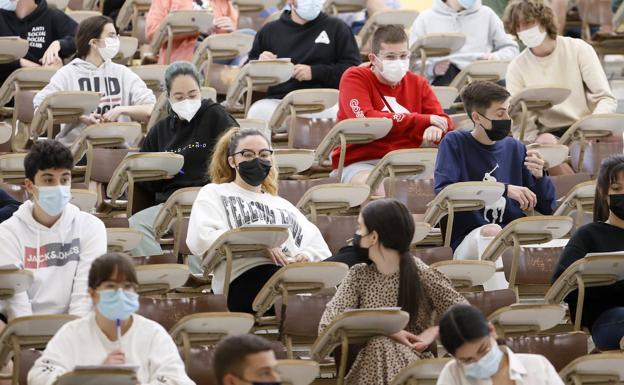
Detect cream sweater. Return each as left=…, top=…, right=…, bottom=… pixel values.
left=506, top=36, right=617, bottom=142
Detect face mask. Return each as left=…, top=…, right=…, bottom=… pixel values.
left=171, top=98, right=201, bottom=122
left=352, top=232, right=370, bottom=262
left=378, top=58, right=409, bottom=84
left=517, top=25, right=547, bottom=48
left=97, top=37, right=120, bottom=61
left=0, top=0, right=17, bottom=11
left=609, top=194, right=624, bottom=220
left=237, top=158, right=272, bottom=187
left=477, top=113, right=511, bottom=142
left=96, top=289, right=139, bottom=321
left=294, top=0, right=323, bottom=21
left=457, top=0, right=476, bottom=9
left=36, top=185, right=71, bottom=216
left=463, top=340, right=503, bottom=379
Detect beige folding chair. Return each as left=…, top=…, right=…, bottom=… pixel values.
left=69, top=188, right=97, bottom=212
left=449, top=60, right=510, bottom=90
left=487, top=303, right=566, bottom=337
left=409, top=33, right=466, bottom=75
left=269, top=89, right=338, bottom=146
left=116, top=0, right=151, bottom=40
left=114, top=36, right=139, bottom=65
left=311, top=309, right=409, bottom=385
left=105, top=152, right=184, bottom=217
left=0, top=122, right=9, bottom=144
left=560, top=353, right=624, bottom=385
left=47, top=0, right=69, bottom=9
left=31, top=91, right=101, bottom=140
left=54, top=367, right=138, bottom=385
left=558, top=113, right=624, bottom=174
left=323, top=0, right=366, bottom=14
left=553, top=180, right=596, bottom=228
left=135, top=263, right=189, bottom=295
left=423, top=181, right=505, bottom=247
left=431, top=260, right=497, bottom=291
left=274, top=149, right=316, bottom=178
left=389, top=358, right=451, bottom=385
left=146, top=87, right=216, bottom=130
left=315, top=118, right=393, bottom=180
left=432, top=86, right=459, bottom=110
left=545, top=252, right=624, bottom=331
left=365, top=148, right=437, bottom=198
left=152, top=187, right=200, bottom=258
left=526, top=143, right=570, bottom=170
left=0, top=67, right=56, bottom=108
left=481, top=216, right=573, bottom=290
left=296, top=183, right=370, bottom=223
left=237, top=118, right=269, bottom=132
left=0, top=269, right=33, bottom=301
left=66, top=10, right=101, bottom=23
left=148, top=11, right=213, bottom=65
left=356, top=10, right=419, bottom=55
left=106, top=227, right=143, bottom=253
left=130, top=65, right=167, bottom=98
left=509, top=86, right=572, bottom=141
left=169, top=312, right=255, bottom=368
left=201, top=225, right=290, bottom=301
left=233, top=0, right=282, bottom=12
left=0, top=37, right=28, bottom=64
left=223, top=60, right=295, bottom=117
left=193, top=32, right=254, bottom=82
left=277, top=360, right=320, bottom=385
left=0, top=153, right=26, bottom=184
left=0, top=315, right=78, bottom=385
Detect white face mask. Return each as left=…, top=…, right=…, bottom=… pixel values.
left=171, top=98, right=202, bottom=121
left=97, top=37, right=120, bottom=61
left=517, top=25, right=546, bottom=48
left=378, top=58, right=409, bottom=84
left=0, top=0, right=17, bottom=11
left=295, top=0, right=323, bottom=21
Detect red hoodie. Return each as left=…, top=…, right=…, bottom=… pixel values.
left=330, top=66, right=452, bottom=169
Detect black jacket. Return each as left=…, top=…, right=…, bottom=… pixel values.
left=0, top=0, right=78, bottom=86
left=140, top=98, right=238, bottom=204
left=248, top=10, right=361, bottom=99
left=0, top=189, right=20, bottom=223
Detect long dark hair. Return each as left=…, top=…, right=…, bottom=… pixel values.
left=439, top=304, right=490, bottom=355
left=75, top=15, right=114, bottom=59
left=594, top=155, right=624, bottom=222
left=360, top=198, right=423, bottom=323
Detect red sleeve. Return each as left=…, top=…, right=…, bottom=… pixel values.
left=418, top=79, right=453, bottom=134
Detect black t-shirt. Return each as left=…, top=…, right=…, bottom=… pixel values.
left=552, top=222, right=624, bottom=330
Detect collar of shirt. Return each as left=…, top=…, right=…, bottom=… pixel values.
left=503, top=346, right=528, bottom=382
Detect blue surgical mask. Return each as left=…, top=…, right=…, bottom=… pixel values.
left=457, top=0, right=476, bottom=9
left=463, top=340, right=503, bottom=379
left=36, top=185, right=71, bottom=216
left=96, top=289, right=139, bottom=321
left=0, top=0, right=18, bottom=11
left=294, top=0, right=323, bottom=21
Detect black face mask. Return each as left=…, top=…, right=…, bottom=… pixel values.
left=237, top=158, right=272, bottom=187
left=609, top=194, right=624, bottom=220
left=352, top=232, right=370, bottom=262
left=478, top=113, right=512, bottom=142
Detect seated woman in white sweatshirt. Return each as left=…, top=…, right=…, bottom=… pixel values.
left=28, top=253, right=195, bottom=385
left=33, top=15, right=156, bottom=146
left=186, top=127, right=332, bottom=313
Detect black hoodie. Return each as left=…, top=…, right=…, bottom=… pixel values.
left=0, top=0, right=78, bottom=86
left=248, top=10, right=361, bottom=99
left=140, top=98, right=238, bottom=204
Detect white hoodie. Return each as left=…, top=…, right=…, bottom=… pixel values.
left=0, top=201, right=107, bottom=319
left=409, top=0, right=519, bottom=79
left=186, top=182, right=332, bottom=294
left=33, top=58, right=156, bottom=146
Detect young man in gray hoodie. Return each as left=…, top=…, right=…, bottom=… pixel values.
left=409, top=0, right=519, bottom=86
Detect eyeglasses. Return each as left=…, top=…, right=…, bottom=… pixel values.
left=231, top=149, right=274, bottom=161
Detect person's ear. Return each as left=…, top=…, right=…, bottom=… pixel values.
left=369, top=230, right=379, bottom=246
left=368, top=53, right=376, bottom=65
left=222, top=373, right=238, bottom=385
left=227, top=155, right=236, bottom=170
left=88, top=288, right=98, bottom=305
left=487, top=322, right=498, bottom=339
left=470, top=111, right=481, bottom=126
left=24, top=178, right=36, bottom=198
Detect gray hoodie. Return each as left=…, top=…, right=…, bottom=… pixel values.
left=409, top=0, right=519, bottom=79
left=33, top=58, right=156, bottom=146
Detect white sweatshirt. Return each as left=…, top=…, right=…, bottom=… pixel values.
left=0, top=201, right=107, bottom=319
left=28, top=312, right=195, bottom=385
left=506, top=36, right=617, bottom=142
left=409, top=0, right=519, bottom=79
left=33, top=58, right=156, bottom=146
left=186, top=182, right=331, bottom=294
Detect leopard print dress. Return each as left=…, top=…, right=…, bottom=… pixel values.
left=319, top=257, right=467, bottom=385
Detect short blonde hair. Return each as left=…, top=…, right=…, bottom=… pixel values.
left=503, top=0, right=558, bottom=40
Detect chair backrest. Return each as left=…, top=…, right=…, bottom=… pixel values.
left=413, top=246, right=453, bottom=265
left=390, top=178, right=436, bottom=215
left=278, top=177, right=338, bottom=207
left=505, top=332, right=588, bottom=372
left=289, top=117, right=336, bottom=150
left=463, top=289, right=517, bottom=317
left=17, top=349, right=42, bottom=385
left=570, top=132, right=623, bottom=176
left=314, top=215, right=359, bottom=255
left=550, top=172, right=592, bottom=200
left=502, top=245, right=562, bottom=298
left=137, top=295, right=228, bottom=331
left=89, top=148, right=131, bottom=183
left=276, top=292, right=335, bottom=340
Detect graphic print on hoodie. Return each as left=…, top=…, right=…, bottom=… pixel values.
left=0, top=201, right=107, bottom=320
left=33, top=58, right=157, bottom=145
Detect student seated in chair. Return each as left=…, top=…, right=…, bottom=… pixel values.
left=129, top=61, right=237, bottom=261
left=320, top=198, right=467, bottom=385
left=186, top=127, right=331, bottom=313
left=0, top=140, right=107, bottom=320
left=33, top=16, right=156, bottom=146
left=503, top=0, right=617, bottom=144
left=437, top=304, right=563, bottom=385
left=552, top=155, right=624, bottom=351
left=213, top=334, right=281, bottom=385
left=245, top=0, right=361, bottom=122
left=28, top=253, right=195, bottom=385
left=331, top=24, right=452, bottom=187
left=434, top=81, right=556, bottom=289
left=409, top=0, right=519, bottom=86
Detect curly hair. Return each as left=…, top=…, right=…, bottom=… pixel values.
left=503, top=0, right=558, bottom=40
left=24, top=139, right=74, bottom=181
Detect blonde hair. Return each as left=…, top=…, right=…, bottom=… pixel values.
left=209, top=127, right=279, bottom=196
